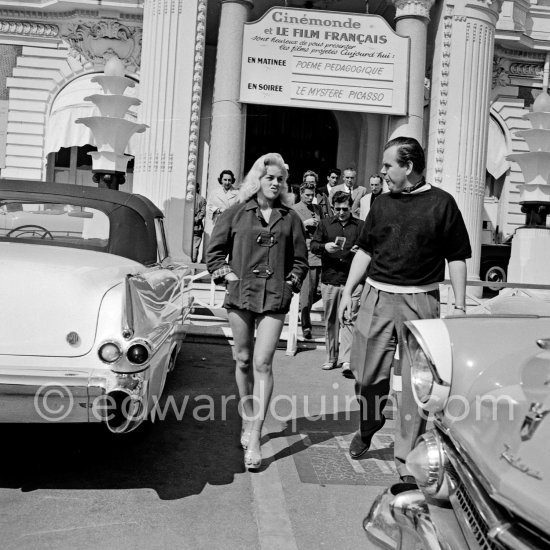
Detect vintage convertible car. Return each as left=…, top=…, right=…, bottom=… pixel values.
left=0, top=180, right=192, bottom=433
left=364, top=313, right=550, bottom=549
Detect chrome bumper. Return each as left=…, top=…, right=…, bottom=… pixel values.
left=364, top=483, right=449, bottom=550
left=0, top=367, right=149, bottom=433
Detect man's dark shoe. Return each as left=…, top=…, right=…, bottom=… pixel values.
left=341, top=362, right=354, bottom=379
left=349, top=418, right=386, bottom=459
left=303, top=328, right=312, bottom=340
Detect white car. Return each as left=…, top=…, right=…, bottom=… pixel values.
left=0, top=180, right=193, bottom=433
left=364, top=314, right=550, bottom=549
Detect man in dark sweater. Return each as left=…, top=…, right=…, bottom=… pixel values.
left=338, top=137, right=471, bottom=481
left=311, top=191, right=363, bottom=374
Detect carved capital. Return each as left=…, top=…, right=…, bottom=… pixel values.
left=221, top=0, right=254, bottom=7
left=59, top=18, right=142, bottom=72
left=466, top=0, right=504, bottom=24
left=392, top=0, right=435, bottom=21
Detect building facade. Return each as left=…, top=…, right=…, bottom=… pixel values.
left=0, top=0, right=548, bottom=276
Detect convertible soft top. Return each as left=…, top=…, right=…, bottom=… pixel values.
left=0, top=179, right=163, bottom=220
left=0, top=179, right=164, bottom=265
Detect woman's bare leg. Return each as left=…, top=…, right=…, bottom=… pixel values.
left=247, top=312, right=285, bottom=456
left=228, top=310, right=255, bottom=422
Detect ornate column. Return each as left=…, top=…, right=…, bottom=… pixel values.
left=133, top=0, right=207, bottom=261
left=389, top=0, right=435, bottom=144
left=204, top=0, right=253, bottom=241
left=426, top=0, right=503, bottom=283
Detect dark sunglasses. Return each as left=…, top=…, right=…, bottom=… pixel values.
left=334, top=206, right=350, bottom=211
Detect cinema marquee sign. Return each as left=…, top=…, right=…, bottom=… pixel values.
left=239, top=8, right=410, bottom=115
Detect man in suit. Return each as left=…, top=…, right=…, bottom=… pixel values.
left=359, top=174, right=386, bottom=221
left=292, top=180, right=323, bottom=339
left=316, top=168, right=341, bottom=217
left=332, top=168, right=367, bottom=218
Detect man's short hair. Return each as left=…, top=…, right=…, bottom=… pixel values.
left=327, top=168, right=341, bottom=177
left=343, top=168, right=357, bottom=176
left=384, top=136, right=426, bottom=174
left=332, top=190, right=352, bottom=206
left=302, top=170, right=319, bottom=184
left=300, top=181, right=316, bottom=194
left=370, top=174, right=382, bottom=182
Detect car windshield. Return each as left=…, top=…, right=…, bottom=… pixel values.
left=0, top=200, right=110, bottom=251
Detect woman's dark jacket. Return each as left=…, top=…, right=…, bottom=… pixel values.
left=206, top=197, right=308, bottom=314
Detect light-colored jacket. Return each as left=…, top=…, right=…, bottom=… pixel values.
left=207, top=186, right=239, bottom=224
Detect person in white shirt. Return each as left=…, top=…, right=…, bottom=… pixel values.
left=207, top=169, right=239, bottom=224
left=359, top=174, right=386, bottom=221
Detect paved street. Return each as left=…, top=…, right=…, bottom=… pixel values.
left=0, top=339, right=398, bottom=550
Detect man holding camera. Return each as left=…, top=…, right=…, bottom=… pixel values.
left=311, top=190, right=363, bottom=374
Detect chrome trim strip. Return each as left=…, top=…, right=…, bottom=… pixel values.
left=122, top=274, right=135, bottom=339
left=445, top=441, right=548, bottom=550
left=435, top=419, right=499, bottom=496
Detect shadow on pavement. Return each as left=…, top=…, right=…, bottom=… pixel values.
left=0, top=342, right=247, bottom=500
left=265, top=407, right=395, bottom=466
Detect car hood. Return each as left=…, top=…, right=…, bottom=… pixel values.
left=439, top=316, right=550, bottom=534
left=0, top=242, right=143, bottom=357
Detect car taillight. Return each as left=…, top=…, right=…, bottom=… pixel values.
left=127, top=343, right=149, bottom=365
left=98, top=342, right=122, bottom=363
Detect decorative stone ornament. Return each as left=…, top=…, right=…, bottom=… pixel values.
left=60, top=19, right=142, bottom=72
left=0, top=19, right=58, bottom=37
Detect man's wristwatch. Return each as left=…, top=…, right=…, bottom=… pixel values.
left=453, top=305, right=466, bottom=311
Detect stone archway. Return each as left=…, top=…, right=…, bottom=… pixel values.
left=2, top=44, right=92, bottom=180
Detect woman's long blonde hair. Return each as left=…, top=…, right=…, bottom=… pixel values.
left=237, top=152, right=295, bottom=207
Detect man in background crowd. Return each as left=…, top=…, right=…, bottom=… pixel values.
left=311, top=190, right=363, bottom=375
left=332, top=168, right=367, bottom=218
left=359, top=174, right=385, bottom=221
left=192, top=183, right=207, bottom=262
left=316, top=168, right=341, bottom=217
left=292, top=178, right=323, bottom=339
